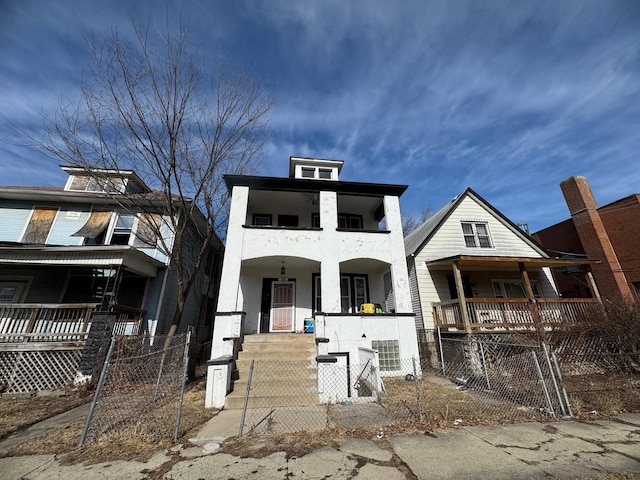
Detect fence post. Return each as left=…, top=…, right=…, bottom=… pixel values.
left=542, top=342, right=567, bottom=417
left=412, top=357, right=423, bottom=421
left=437, top=330, right=446, bottom=376
left=551, top=351, right=573, bottom=417
left=174, top=331, right=191, bottom=443
left=479, top=341, right=492, bottom=391
left=79, top=336, right=116, bottom=447
left=239, top=359, right=255, bottom=437
left=531, top=350, right=555, bottom=419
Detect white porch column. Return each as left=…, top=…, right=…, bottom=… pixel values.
left=207, top=185, right=248, bottom=409
left=384, top=195, right=413, bottom=313
left=320, top=191, right=341, bottom=313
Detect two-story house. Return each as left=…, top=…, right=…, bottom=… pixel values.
left=404, top=188, right=603, bottom=359
left=206, top=157, right=419, bottom=408
left=0, top=166, right=221, bottom=390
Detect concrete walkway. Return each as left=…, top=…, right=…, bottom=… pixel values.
left=1, top=407, right=640, bottom=479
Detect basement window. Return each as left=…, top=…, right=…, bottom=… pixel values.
left=372, top=340, right=401, bottom=371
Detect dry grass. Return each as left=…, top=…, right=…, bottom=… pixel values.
left=3, top=379, right=215, bottom=464
left=0, top=389, right=92, bottom=440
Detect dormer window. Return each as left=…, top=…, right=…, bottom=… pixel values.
left=318, top=169, right=332, bottom=179
left=461, top=221, right=493, bottom=248
left=68, top=175, right=125, bottom=194
left=301, top=167, right=315, bottom=178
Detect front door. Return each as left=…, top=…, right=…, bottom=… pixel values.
left=270, top=281, right=295, bottom=332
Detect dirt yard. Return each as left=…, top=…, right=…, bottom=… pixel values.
left=1, top=372, right=639, bottom=465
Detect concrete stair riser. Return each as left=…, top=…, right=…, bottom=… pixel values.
left=225, top=393, right=319, bottom=409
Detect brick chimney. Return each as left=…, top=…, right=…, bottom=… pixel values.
left=560, top=176, right=633, bottom=302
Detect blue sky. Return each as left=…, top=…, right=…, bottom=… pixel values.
left=1, top=0, right=640, bottom=233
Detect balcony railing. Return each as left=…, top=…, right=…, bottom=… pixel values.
left=433, top=297, right=603, bottom=332
left=0, top=303, right=144, bottom=349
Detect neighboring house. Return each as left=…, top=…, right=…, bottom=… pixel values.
left=404, top=188, right=601, bottom=350
left=205, top=156, right=418, bottom=408
left=533, top=176, right=640, bottom=303
left=0, top=166, right=221, bottom=389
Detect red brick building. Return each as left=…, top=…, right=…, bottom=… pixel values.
left=533, top=176, right=640, bottom=302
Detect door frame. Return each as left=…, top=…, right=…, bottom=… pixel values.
left=269, top=280, right=296, bottom=332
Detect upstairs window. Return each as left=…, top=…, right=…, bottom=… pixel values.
left=338, top=214, right=363, bottom=230
left=252, top=214, right=272, bottom=226
left=301, top=167, right=315, bottom=178
left=318, top=168, right=332, bottom=179
left=68, top=175, right=124, bottom=193
left=461, top=221, right=492, bottom=248
left=110, top=213, right=135, bottom=245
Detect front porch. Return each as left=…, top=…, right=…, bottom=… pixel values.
left=433, top=297, right=603, bottom=332
left=428, top=255, right=603, bottom=334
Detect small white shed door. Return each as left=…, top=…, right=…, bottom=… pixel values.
left=270, top=281, right=295, bottom=332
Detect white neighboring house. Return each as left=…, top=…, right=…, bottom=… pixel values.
left=404, top=188, right=602, bottom=353
left=206, top=156, right=418, bottom=408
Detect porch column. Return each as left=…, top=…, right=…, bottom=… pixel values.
left=452, top=262, right=472, bottom=333
left=320, top=191, right=341, bottom=313
left=207, top=185, right=248, bottom=408
left=383, top=195, right=413, bottom=313
left=519, top=262, right=543, bottom=334
left=584, top=270, right=602, bottom=302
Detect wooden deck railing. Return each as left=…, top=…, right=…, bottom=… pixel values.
left=0, top=303, right=144, bottom=347
left=433, top=297, right=603, bottom=332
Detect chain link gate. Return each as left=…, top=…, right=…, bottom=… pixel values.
left=437, top=335, right=572, bottom=419
left=79, top=332, right=191, bottom=446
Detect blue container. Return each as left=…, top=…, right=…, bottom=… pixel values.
left=304, top=318, right=314, bottom=333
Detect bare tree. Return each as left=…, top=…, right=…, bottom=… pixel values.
left=403, top=206, right=434, bottom=236
left=37, top=19, right=272, bottom=337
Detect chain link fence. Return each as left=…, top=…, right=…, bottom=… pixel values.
left=79, top=333, right=190, bottom=446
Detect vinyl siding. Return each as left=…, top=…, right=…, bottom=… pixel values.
left=0, top=203, right=33, bottom=242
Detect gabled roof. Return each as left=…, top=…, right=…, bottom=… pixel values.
left=404, top=187, right=550, bottom=258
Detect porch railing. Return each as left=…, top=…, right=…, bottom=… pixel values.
left=0, top=303, right=144, bottom=347
left=433, top=298, right=603, bottom=332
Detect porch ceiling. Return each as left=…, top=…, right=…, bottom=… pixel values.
left=425, top=254, right=600, bottom=270
left=0, top=245, right=164, bottom=277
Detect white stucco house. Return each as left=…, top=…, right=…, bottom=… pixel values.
left=404, top=188, right=602, bottom=348
left=205, top=156, right=419, bottom=408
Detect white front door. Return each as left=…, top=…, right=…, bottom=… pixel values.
left=270, top=281, right=295, bottom=332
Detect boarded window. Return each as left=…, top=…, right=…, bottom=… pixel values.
left=133, top=213, right=162, bottom=247
left=72, top=211, right=112, bottom=238
left=21, top=207, right=57, bottom=244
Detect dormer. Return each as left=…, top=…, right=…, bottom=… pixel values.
left=289, top=156, right=343, bottom=181
left=62, top=166, right=151, bottom=194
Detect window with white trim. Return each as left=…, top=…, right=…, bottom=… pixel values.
left=461, top=221, right=493, bottom=248
left=372, top=340, right=401, bottom=371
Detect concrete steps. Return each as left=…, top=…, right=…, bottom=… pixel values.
left=225, top=333, right=318, bottom=409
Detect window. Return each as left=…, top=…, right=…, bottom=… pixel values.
left=278, top=215, right=299, bottom=227
left=68, top=175, right=124, bottom=193
left=110, top=213, right=135, bottom=245
left=312, top=213, right=321, bottom=228
left=0, top=281, right=28, bottom=303
left=338, top=214, right=363, bottom=230
left=461, top=221, right=492, bottom=248
left=372, top=340, right=401, bottom=371
left=22, top=207, right=58, bottom=244
left=318, top=168, right=332, bottom=179
left=252, top=214, right=272, bottom=226
left=133, top=213, right=162, bottom=247
left=312, top=273, right=369, bottom=313
left=301, top=167, right=315, bottom=178
left=314, top=276, right=322, bottom=312
left=492, top=280, right=542, bottom=298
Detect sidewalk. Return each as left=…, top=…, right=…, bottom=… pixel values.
left=1, top=407, right=640, bottom=479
